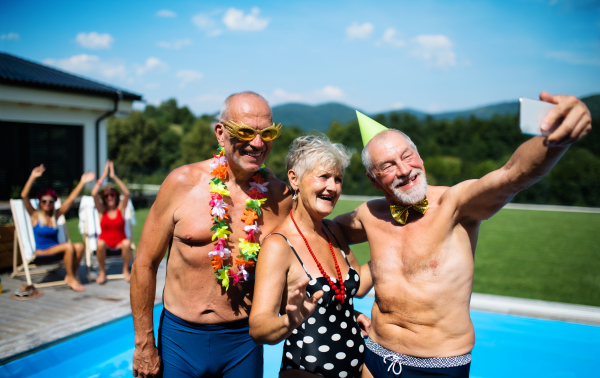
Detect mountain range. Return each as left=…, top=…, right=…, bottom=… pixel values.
left=272, top=94, right=600, bottom=131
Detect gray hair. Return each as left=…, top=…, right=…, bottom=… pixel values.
left=286, top=134, right=352, bottom=181
left=219, top=91, right=269, bottom=121
left=361, top=129, right=418, bottom=176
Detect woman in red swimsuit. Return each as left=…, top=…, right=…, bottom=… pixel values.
left=91, top=161, right=132, bottom=284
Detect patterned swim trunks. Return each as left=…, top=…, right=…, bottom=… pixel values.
left=365, top=338, right=471, bottom=377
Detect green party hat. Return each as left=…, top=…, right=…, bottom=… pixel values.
left=356, top=110, right=389, bottom=146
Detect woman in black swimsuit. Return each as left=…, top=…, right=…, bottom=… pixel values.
left=250, top=135, right=373, bottom=378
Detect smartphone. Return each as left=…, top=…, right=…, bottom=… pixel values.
left=519, top=98, right=556, bottom=136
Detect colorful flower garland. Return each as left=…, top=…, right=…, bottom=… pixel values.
left=209, top=147, right=270, bottom=290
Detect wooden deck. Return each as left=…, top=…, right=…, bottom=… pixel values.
left=0, top=260, right=166, bottom=363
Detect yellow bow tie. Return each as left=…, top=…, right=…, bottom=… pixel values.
left=390, top=197, right=429, bottom=225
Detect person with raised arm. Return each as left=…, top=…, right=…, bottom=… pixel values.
left=334, top=92, right=592, bottom=377
left=249, top=134, right=373, bottom=378
left=91, top=160, right=132, bottom=283
left=130, top=92, right=293, bottom=378
left=21, top=164, right=95, bottom=291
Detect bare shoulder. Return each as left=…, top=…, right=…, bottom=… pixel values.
left=163, top=161, right=209, bottom=191
left=360, top=198, right=390, bottom=220
left=264, top=170, right=293, bottom=199
left=259, top=228, right=294, bottom=267
left=263, top=170, right=293, bottom=214
left=436, top=181, right=475, bottom=208
left=154, top=160, right=211, bottom=210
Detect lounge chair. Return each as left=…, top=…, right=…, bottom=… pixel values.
left=10, top=198, right=69, bottom=288
left=78, top=195, right=136, bottom=280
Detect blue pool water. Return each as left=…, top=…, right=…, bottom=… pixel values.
left=1, top=297, right=599, bottom=377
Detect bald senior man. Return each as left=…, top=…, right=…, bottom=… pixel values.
left=131, top=92, right=293, bottom=378
left=335, top=92, right=591, bottom=377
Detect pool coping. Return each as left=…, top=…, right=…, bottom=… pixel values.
left=469, top=292, right=600, bottom=325
left=0, top=302, right=162, bottom=366
left=364, top=290, right=600, bottom=325
left=2, top=292, right=599, bottom=367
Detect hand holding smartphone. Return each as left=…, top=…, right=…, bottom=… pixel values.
left=519, top=98, right=557, bottom=136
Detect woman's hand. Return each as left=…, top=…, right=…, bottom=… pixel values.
left=355, top=311, right=371, bottom=337
left=30, top=164, right=45, bottom=179
left=101, top=161, right=110, bottom=178
left=80, top=171, right=96, bottom=184
left=109, top=161, right=116, bottom=179
left=284, top=277, right=324, bottom=330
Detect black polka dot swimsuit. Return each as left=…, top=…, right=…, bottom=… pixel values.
left=269, top=224, right=365, bottom=378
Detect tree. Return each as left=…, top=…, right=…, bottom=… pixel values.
left=108, top=111, right=161, bottom=180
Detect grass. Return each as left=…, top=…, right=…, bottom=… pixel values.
left=66, top=201, right=600, bottom=307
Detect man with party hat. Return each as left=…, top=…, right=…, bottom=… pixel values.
left=335, top=92, right=591, bottom=377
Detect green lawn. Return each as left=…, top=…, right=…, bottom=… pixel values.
left=66, top=201, right=600, bottom=307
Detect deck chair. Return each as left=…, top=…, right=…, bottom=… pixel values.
left=79, top=195, right=136, bottom=280
left=10, top=198, right=69, bottom=288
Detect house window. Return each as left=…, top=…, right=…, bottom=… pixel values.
left=0, top=121, right=84, bottom=201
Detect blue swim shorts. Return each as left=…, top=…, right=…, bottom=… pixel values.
left=158, top=308, right=263, bottom=378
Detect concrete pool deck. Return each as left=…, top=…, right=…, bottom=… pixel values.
left=1, top=260, right=599, bottom=364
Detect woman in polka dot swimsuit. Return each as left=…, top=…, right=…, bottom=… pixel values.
left=250, top=135, right=373, bottom=378
left=280, top=230, right=367, bottom=377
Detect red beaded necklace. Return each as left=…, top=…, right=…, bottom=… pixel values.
left=289, top=209, right=346, bottom=303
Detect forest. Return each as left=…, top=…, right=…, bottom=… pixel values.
left=108, top=98, right=600, bottom=207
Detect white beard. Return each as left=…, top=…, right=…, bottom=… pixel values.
left=391, top=169, right=428, bottom=205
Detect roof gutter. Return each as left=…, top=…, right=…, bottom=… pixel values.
left=95, top=90, right=122, bottom=176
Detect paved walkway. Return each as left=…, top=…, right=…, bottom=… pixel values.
left=0, top=261, right=166, bottom=363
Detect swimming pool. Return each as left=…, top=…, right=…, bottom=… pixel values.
left=1, top=297, right=599, bottom=377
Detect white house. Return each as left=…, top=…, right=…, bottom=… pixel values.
left=0, top=52, right=142, bottom=200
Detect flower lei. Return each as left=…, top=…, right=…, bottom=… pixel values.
left=209, top=147, right=270, bottom=290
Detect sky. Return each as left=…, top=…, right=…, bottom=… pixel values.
left=1, top=0, right=599, bottom=115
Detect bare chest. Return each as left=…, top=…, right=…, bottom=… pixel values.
left=172, top=189, right=285, bottom=264
left=366, top=210, right=472, bottom=283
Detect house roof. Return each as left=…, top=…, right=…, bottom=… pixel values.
left=0, top=52, right=142, bottom=101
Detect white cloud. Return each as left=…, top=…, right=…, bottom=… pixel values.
left=382, top=28, right=405, bottom=47
left=0, top=33, right=19, bottom=40
left=272, top=89, right=304, bottom=102
left=193, top=13, right=216, bottom=29
left=392, top=102, right=405, bottom=110
left=176, top=69, right=203, bottom=89
left=192, top=13, right=223, bottom=36
left=223, top=7, right=270, bottom=31
left=156, top=39, right=193, bottom=49
left=136, top=57, right=169, bottom=76
left=410, top=34, right=456, bottom=69
left=75, top=32, right=114, bottom=50
left=156, top=9, right=177, bottom=18
left=316, top=85, right=345, bottom=99
left=346, top=22, right=374, bottom=40
left=43, top=54, right=127, bottom=80
left=546, top=50, right=600, bottom=67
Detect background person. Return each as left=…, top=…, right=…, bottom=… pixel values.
left=250, top=135, right=373, bottom=378
left=91, top=160, right=132, bottom=284
left=335, top=92, right=592, bottom=377
left=130, top=92, right=293, bottom=378
left=21, top=164, right=95, bottom=291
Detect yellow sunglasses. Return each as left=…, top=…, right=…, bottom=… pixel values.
left=223, top=121, right=282, bottom=142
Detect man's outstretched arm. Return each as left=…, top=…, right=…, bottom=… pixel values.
left=130, top=170, right=183, bottom=377
left=451, top=92, right=592, bottom=222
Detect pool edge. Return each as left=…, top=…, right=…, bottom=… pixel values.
left=0, top=303, right=162, bottom=366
